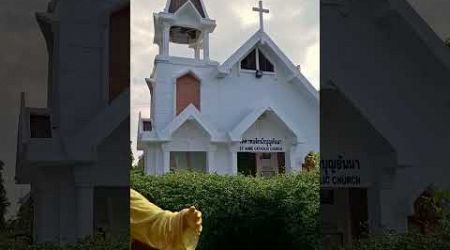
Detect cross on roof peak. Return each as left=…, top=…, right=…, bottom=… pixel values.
left=252, top=1, right=270, bottom=31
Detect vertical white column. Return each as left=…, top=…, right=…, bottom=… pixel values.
left=230, top=151, right=238, bottom=175
left=144, top=147, right=149, bottom=175
left=285, top=145, right=299, bottom=173
left=203, top=32, right=210, bottom=61
left=194, top=43, right=201, bottom=60
left=367, top=185, right=382, bottom=234
left=207, top=145, right=217, bottom=173
left=76, top=184, right=93, bottom=239
left=161, top=143, right=170, bottom=175
left=34, top=173, right=59, bottom=243
left=378, top=169, right=398, bottom=232
left=32, top=185, right=51, bottom=243
left=144, top=147, right=154, bottom=175
left=162, top=23, right=170, bottom=57
left=59, top=175, right=77, bottom=243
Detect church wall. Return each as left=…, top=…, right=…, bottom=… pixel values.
left=33, top=183, right=59, bottom=242
left=32, top=166, right=77, bottom=243
left=211, top=145, right=233, bottom=175
left=95, top=118, right=130, bottom=186
left=322, top=0, right=450, bottom=169
left=54, top=14, right=106, bottom=137
left=170, top=121, right=210, bottom=149
left=145, top=144, right=164, bottom=176
left=153, top=60, right=318, bottom=141
left=322, top=1, right=450, bottom=234
left=151, top=61, right=218, bottom=131
left=61, top=172, right=77, bottom=242
left=51, top=0, right=130, bottom=138
left=321, top=89, right=398, bottom=235
left=23, top=0, right=131, bottom=243
left=150, top=58, right=319, bottom=169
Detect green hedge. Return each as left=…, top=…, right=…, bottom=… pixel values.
left=344, top=233, right=450, bottom=250
left=0, top=233, right=129, bottom=250
left=131, top=170, right=320, bottom=250
left=345, top=207, right=450, bottom=250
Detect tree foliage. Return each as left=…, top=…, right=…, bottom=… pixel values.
left=0, top=233, right=129, bottom=250
left=0, top=161, right=10, bottom=230
left=345, top=187, right=450, bottom=250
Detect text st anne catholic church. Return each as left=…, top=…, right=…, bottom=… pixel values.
left=138, top=0, right=319, bottom=176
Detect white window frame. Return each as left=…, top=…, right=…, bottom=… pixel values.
left=240, top=48, right=276, bottom=75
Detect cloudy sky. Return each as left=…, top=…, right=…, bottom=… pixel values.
left=408, top=0, right=450, bottom=41
left=130, top=0, right=320, bottom=161
left=0, top=0, right=48, bottom=217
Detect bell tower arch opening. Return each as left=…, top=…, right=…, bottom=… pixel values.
left=153, top=0, right=216, bottom=60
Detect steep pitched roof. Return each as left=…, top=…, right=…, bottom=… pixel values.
left=165, top=0, right=207, bottom=18
left=217, top=30, right=319, bottom=100
left=160, top=104, right=220, bottom=141
left=228, top=105, right=306, bottom=144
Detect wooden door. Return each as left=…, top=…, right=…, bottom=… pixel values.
left=176, top=74, right=200, bottom=115
left=256, top=153, right=278, bottom=177
left=349, top=188, right=369, bottom=239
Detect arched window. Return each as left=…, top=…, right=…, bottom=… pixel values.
left=176, top=73, right=200, bottom=115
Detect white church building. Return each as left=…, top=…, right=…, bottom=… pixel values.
left=137, top=0, right=319, bottom=176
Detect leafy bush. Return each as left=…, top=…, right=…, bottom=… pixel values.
left=1, top=197, right=129, bottom=249
left=0, top=161, right=10, bottom=229
left=345, top=187, right=450, bottom=250
left=6, top=196, right=33, bottom=243
left=344, top=233, right=450, bottom=250
left=131, top=170, right=320, bottom=250
left=0, top=232, right=129, bottom=250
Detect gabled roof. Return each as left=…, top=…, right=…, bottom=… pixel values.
left=389, top=0, right=450, bottom=70
left=217, top=30, right=319, bottom=100
left=165, top=0, right=208, bottom=18
left=160, top=104, right=220, bottom=141
left=228, top=105, right=306, bottom=144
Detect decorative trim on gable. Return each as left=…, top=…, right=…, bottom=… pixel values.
left=217, top=30, right=319, bottom=101
left=228, top=105, right=306, bottom=144
left=173, top=68, right=202, bottom=82
left=160, top=104, right=221, bottom=141
left=164, top=0, right=210, bottom=19
left=173, top=0, right=204, bottom=20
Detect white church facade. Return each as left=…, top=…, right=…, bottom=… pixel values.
left=137, top=0, right=319, bottom=176
left=321, top=0, right=450, bottom=247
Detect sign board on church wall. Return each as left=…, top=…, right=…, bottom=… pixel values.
left=320, top=154, right=370, bottom=188
left=237, top=137, right=285, bottom=152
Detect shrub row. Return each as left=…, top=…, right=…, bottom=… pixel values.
left=131, top=170, right=320, bottom=250
left=344, top=233, right=450, bottom=250
left=0, top=233, right=129, bottom=250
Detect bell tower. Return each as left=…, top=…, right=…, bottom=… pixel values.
left=154, top=0, right=216, bottom=61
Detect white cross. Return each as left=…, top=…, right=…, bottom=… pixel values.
left=253, top=1, right=270, bottom=31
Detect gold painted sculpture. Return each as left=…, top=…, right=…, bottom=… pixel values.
left=302, top=152, right=317, bottom=172
left=130, top=189, right=202, bottom=250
